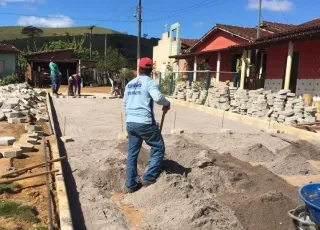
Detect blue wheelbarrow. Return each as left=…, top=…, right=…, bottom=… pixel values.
left=288, top=183, right=320, bottom=230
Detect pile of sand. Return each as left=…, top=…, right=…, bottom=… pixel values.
left=125, top=174, right=243, bottom=230
left=87, top=135, right=302, bottom=230
left=232, top=143, right=276, bottom=163
left=267, top=152, right=318, bottom=175
left=236, top=190, right=298, bottom=230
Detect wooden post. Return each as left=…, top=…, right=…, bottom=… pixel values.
left=216, top=52, right=221, bottom=82
left=239, top=50, right=248, bottom=90
left=284, top=41, right=294, bottom=90
left=193, top=56, right=197, bottom=82
left=259, top=52, right=264, bottom=79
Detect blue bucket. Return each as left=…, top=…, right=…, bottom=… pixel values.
left=299, top=183, right=320, bottom=225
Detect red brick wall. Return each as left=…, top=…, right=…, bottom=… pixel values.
left=265, top=40, right=320, bottom=80
left=265, top=44, right=287, bottom=79
left=195, top=30, right=248, bottom=52
left=295, top=40, right=320, bottom=79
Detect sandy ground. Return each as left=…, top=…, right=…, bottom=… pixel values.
left=41, top=86, right=111, bottom=94
left=52, top=96, right=320, bottom=230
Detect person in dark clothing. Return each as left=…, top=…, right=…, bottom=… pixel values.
left=73, top=74, right=82, bottom=96
left=68, top=75, right=75, bottom=96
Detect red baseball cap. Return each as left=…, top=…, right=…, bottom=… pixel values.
left=139, top=57, right=153, bottom=69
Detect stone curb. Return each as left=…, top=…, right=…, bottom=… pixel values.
left=169, top=98, right=319, bottom=140
left=46, top=93, right=74, bottom=230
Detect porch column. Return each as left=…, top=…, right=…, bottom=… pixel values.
left=258, top=52, right=264, bottom=79
left=239, top=49, right=248, bottom=90
left=246, top=50, right=252, bottom=78
left=193, top=55, right=197, bottom=81
left=284, top=41, right=294, bottom=90
left=216, top=52, right=221, bottom=82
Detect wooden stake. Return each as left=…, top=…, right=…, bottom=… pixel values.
left=121, top=112, right=124, bottom=133
left=221, top=111, right=225, bottom=128
left=64, top=116, right=66, bottom=136
left=0, top=169, right=59, bottom=184
left=0, top=157, right=66, bottom=178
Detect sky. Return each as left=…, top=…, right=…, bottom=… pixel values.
left=0, top=0, right=319, bottom=39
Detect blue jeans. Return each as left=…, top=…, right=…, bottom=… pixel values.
left=233, top=73, right=240, bottom=88
left=126, top=122, right=165, bottom=189
left=51, top=75, right=60, bottom=94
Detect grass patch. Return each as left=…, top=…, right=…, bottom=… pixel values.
left=0, top=200, right=39, bottom=223
left=0, top=183, right=21, bottom=194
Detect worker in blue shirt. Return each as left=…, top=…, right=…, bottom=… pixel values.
left=123, top=57, right=170, bottom=193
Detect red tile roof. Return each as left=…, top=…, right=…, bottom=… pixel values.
left=181, top=39, right=198, bottom=48
left=189, top=23, right=275, bottom=52
left=0, top=44, right=20, bottom=54
left=260, top=21, right=296, bottom=33
left=217, top=24, right=273, bottom=41
left=256, top=18, right=320, bottom=43
left=298, top=18, right=320, bottom=27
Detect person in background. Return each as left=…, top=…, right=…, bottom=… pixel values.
left=49, top=57, right=61, bottom=95
left=123, top=57, right=170, bottom=193
left=114, top=73, right=122, bottom=98
left=68, top=74, right=75, bottom=96
left=73, top=73, right=82, bottom=96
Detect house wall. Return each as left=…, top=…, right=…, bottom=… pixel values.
left=194, top=30, right=248, bottom=53
left=153, top=32, right=179, bottom=72
left=264, top=40, right=320, bottom=96
left=0, top=54, right=16, bottom=77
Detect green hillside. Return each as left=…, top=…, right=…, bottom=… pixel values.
left=0, top=26, right=120, bottom=41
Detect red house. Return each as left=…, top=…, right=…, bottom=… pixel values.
left=171, top=19, right=320, bottom=96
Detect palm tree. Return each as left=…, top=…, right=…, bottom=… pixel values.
left=87, top=25, right=96, bottom=59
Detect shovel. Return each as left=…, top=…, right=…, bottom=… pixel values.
left=159, top=111, right=166, bottom=133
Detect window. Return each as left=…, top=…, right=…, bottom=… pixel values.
left=0, top=61, right=4, bottom=74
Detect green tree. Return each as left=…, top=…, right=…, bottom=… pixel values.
left=96, top=47, right=127, bottom=80
left=21, top=26, right=43, bottom=38
left=31, top=36, right=98, bottom=60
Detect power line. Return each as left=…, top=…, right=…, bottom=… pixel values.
left=275, top=0, right=289, bottom=23
left=144, top=0, right=234, bottom=23
left=0, top=6, right=137, bottom=23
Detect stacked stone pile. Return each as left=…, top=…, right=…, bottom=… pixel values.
left=173, top=82, right=187, bottom=100
left=206, top=86, right=230, bottom=110
left=304, top=107, right=317, bottom=123
left=0, top=83, right=48, bottom=124
left=186, top=82, right=204, bottom=104
left=0, top=124, right=44, bottom=158
left=231, top=90, right=249, bottom=115
left=246, top=89, right=267, bottom=117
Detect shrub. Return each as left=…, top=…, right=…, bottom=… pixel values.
left=0, top=74, right=22, bottom=86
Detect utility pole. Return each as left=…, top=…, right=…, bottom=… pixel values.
left=257, top=0, right=262, bottom=39
left=104, top=34, right=107, bottom=57
left=137, top=0, right=142, bottom=71
left=254, top=0, right=262, bottom=89
left=88, top=25, right=96, bottom=59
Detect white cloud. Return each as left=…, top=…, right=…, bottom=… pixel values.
left=248, top=0, right=293, bottom=12
left=194, top=21, right=205, bottom=28
left=0, top=0, right=43, bottom=6
left=17, top=14, right=74, bottom=28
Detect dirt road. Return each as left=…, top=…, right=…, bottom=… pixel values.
left=52, top=96, right=320, bottom=230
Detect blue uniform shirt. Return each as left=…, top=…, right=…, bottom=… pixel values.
left=123, top=75, right=170, bottom=124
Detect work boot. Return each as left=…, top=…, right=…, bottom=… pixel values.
left=123, top=183, right=142, bottom=194
left=142, top=179, right=157, bottom=187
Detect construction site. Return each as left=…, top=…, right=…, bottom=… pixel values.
left=0, top=81, right=318, bottom=230
left=51, top=86, right=320, bottom=230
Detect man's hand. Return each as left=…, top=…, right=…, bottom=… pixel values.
left=162, top=103, right=170, bottom=114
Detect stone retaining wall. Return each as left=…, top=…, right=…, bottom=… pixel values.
left=172, top=83, right=317, bottom=125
